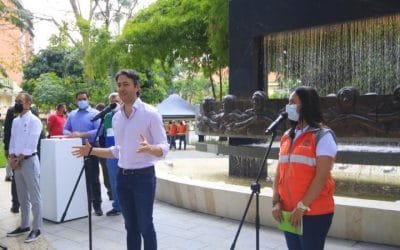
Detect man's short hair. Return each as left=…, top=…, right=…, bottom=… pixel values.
left=18, top=91, right=33, bottom=102
left=75, top=90, right=89, bottom=99
left=115, top=69, right=140, bottom=85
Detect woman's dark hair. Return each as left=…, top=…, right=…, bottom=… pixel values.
left=56, top=103, right=65, bottom=110
left=295, top=86, right=324, bottom=128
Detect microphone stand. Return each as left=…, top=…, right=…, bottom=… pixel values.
left=61, top=117, right=105, bottom=250
left=230, top=130, right=278, bottom=250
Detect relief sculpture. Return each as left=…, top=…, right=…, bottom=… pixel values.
left=197, top=87, right=400, bottom=139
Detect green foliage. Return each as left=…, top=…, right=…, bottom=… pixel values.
left=206, top=0, right=229, bottom=66
left=23, top=48, right=84, bottom=81
left=0, top=142, right=5, bottom=168
left=48, top=21, right=72, bottom=49
left=30, top=73, right=76, bottom=111
left=84, top=0, right=230, bottom=104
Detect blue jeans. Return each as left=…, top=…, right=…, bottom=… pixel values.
left=117, top=167, right=157, bottom=250
left=284, top=213, right=333, bottom=250
left=106, top=159, right=120, bottom=211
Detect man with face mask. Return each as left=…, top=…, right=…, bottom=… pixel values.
left=63, top=91, right=103, bottom=216
left=6, top=91, right=43, bottom=243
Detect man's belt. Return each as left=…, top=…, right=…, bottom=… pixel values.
left=119, top=166, right=154, bottom=175
left=24, top=153, right=37, bottom=160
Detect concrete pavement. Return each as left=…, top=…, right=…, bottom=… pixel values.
left=0, top=148, right=398, bottom=249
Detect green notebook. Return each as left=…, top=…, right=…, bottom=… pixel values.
left=277, top=211, right=303, bottom=235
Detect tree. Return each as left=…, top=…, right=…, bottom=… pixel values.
left=22, top=47, right=86, bottom=110
left=27, top=73, right=76, bottom=112
left=23, top=48, right=84, bottom=81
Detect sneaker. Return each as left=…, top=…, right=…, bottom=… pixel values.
left=24, top=230, right=41, bottom=243
left=106, top=209, right=121, bottom=216
left=7, top=227, right=30, bottom=237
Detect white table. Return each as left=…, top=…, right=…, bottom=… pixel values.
left=40, top=138, right=88, bottom=222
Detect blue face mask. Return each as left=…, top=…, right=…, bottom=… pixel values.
left=285, top=104, right=299, bottom=122
left=78, top=100, right=89, bottom=110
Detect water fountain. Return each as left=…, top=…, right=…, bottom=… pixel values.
left=191, top=0, right=400, bottom=246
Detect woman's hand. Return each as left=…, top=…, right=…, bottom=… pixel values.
left=272, top=202, right=283, bottom=223
left=290, top=208, right=305, bottom=228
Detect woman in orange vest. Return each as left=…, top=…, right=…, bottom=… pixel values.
left=272, top=86, right=337, bottom=250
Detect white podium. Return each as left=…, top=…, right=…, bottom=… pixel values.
left=40, top=138, right=88, bottom=222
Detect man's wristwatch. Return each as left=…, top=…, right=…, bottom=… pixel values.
left=297, top=201, right=311, bottom=212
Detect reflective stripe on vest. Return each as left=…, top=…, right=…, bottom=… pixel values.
left=279, top=154, right=316, bottom=167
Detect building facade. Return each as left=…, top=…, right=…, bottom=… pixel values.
left=0, top=0, right=33, bottom=116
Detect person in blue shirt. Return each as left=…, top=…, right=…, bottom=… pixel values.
left=63, top=90, right=103, bottom=216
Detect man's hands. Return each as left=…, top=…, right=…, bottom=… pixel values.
left=72, top=141, right=92, bottom=157
left=137, top=134, right=163, bottom=157
left=8, top=154, right=24, bottom=170
left=67, top=131, right=83, bottom=138
left=137, top=134, right=153, bottom=153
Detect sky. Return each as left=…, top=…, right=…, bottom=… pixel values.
left=21, top=0, right=155, bottom=53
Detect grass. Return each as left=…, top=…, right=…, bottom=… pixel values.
left=0, top=142, right=6, bottom=168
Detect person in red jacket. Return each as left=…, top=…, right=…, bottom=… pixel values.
left=272, top=86, right=337, bottom=250
left=47, top=103, right=67, bottom=137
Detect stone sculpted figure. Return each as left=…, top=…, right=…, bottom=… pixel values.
left=227, top=91, right=274, bottom=135
left=196, top=96, right=218, bottom=133
left=325, top=86, right=384, bottom=136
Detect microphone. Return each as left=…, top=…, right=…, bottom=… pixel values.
left=91, top=103, right=117, bottom=122
left=265, top=112, right=288, bottom=134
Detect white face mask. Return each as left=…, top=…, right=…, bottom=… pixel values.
left=77, top=100, right=89, bottom=110
left=285, top=104, right=299, bottom=122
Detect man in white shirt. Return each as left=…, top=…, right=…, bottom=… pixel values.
left=73, top=69, right=169, bottom=250
left=6, top=91, right=43, bottom=243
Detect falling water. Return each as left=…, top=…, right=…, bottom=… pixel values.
left=265, top=14, right=400, bottom=97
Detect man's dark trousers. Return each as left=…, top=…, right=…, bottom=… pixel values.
left=84, top=155, right=102, bottom=209
left=117, top=166, right=157, bottom=250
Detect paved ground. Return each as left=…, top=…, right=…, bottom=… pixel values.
left=0, top=147, right=398, bottom=250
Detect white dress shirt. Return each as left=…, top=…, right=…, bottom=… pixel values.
left=9, top=111, right=43, bottom=156
left=111, top=98, right=169, bottom=169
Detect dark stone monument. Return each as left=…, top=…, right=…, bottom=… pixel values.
left=198, top=0, right=400, bottom=178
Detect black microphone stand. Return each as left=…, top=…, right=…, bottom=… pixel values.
left=230, top=130, right=278, bottom=250
left=61, top=117, right=105, bottom=250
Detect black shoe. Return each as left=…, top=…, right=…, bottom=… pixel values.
left=7, top=227, right=30, bottom=237
left=106, top=209, right=121, bottom=216
left=94, top=207, right=103, bottom=216
left=10, top=206, right=19, bottom=213
left=24, top=230, right=41, bottom=243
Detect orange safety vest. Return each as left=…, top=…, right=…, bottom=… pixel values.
left=278, top=128, right=335, bottom=215
left=177, top=124, right=186, bottom=135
